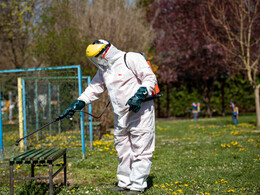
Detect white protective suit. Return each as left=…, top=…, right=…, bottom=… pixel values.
left=78, top=43, right=157, bottom=191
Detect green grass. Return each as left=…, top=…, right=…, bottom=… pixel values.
left=0, top=115, right=259, bottom=194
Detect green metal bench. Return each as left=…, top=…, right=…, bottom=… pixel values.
left=85, top=122, right=102, bottom=139
left=9, top=148, right=67, bottom=195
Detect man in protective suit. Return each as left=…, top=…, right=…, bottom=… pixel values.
left=60, top=39, right=157, bottom=193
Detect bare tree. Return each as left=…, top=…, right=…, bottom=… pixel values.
left=70, top=0, right=155, bottom=133
left=32, top=0, right=88, bottom=68
left=72, top=0, right=154, bottom=52
left=0, top=0, right=44, bottom=70
left=206, top=0, right=260, bottom=125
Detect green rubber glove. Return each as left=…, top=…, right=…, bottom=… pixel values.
left=126, top=87, right=148, bottom=113
left=60, top=100, right=85, bottom=119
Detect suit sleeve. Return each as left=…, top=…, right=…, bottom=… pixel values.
left=126, top=52, right=158, bottom=95
left=78, top=70, right=106, bottom=104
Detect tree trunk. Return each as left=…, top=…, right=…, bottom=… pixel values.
left=203, top=80, right=214, bottom=117
left=221, top=81, right=225, bottom=116
left=166, top=83, right=170, bottom=117
left=157, top=97, right=161, bottom=118
left=203, top=93, right=211, bottom=117
left=254, top=84, right=260, bottom=126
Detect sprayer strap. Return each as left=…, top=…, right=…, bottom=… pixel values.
left=124, top=53, right=129, bottom=69
left=124, top=52, right=139, bottom=77
left=124, top=52, right=146, bottom=70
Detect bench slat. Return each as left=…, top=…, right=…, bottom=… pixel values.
left=32, top=148, right=54, bottom=161
left=84, top=122, right=101, bottom=126
left=10, top=148, right=66, bottom=164
left=24, top=148, right=46, bottom=162
left=10, top=149, right=38, bottom=163
left=9, top=149, right=35, bottom=162
left=39, top=148, right=61, bottom=162
left=47, top=149, right=66, bottom=161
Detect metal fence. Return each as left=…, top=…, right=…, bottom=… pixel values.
left=0, top=65, right=93, bottom=161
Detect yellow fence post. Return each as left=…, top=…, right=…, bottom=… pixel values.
left=17, top=78, right=24, bottom=151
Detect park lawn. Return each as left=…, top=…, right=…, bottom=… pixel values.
left=0, top=114, right=259, bottom=194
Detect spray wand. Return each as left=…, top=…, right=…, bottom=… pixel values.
left=15, top=94, right=162, bottom=146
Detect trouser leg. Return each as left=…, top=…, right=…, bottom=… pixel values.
left=114, top=132, right=131, bottom=189
left=130, top=130, right=155, bottom=191
left=194, top=113, right=198, bottom=121
left=234, top=118, right=238, bottom=125
left=233, top=115, right=238, bottom=125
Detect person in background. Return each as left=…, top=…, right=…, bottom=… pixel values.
left=190, top=102, right=201, bottom=121
left=230, top=101, right=239, bottom=125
